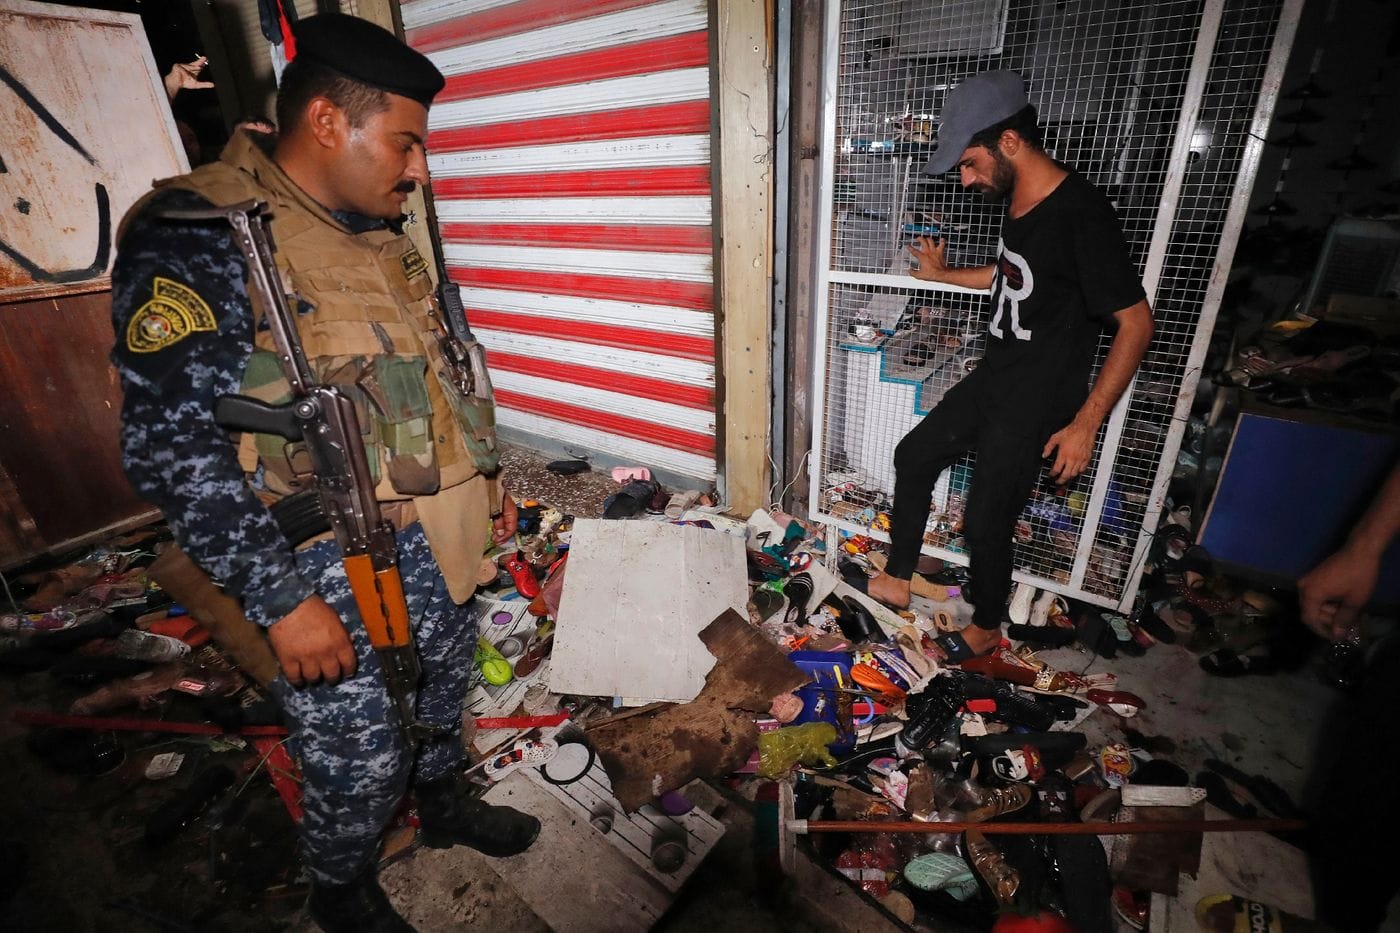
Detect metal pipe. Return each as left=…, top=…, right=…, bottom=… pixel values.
left=790, top=817, right=1307, bottom=835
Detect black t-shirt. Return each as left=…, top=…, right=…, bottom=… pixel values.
left=977, top=171, right=1146, bottom=431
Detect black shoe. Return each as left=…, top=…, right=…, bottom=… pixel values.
left=308, top=873, right=414, bottom=933
left=415, top=775, right=540, bottom=856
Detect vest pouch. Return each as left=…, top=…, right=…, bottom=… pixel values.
left=361, top=354, right=440, bottom=496
left=439, top=371, right=501, bottom=476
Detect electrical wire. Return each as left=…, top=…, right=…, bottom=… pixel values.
left=768, top=448, right=812, bottom=511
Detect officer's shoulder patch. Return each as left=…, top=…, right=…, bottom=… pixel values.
left=125, top=276, right=218, bottom=353
left=400, top=246, right=429, bottom=281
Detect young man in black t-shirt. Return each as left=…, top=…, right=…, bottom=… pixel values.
left=866, top=70, right=1154, bottom=660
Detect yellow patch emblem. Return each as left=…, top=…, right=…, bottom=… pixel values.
left=400, top=246, right=429, bottom=281
left=125, top=277, right=217, bottom=353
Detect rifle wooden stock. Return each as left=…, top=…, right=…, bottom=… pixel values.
left=345, top=552, right=411, bottom=649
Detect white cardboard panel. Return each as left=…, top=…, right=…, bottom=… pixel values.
left=547, top=519, right=747, bottom=703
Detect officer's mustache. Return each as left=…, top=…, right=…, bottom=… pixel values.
left=394, top=181, right=417, bottom=194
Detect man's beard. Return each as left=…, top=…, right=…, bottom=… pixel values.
left=972, top=149, right=1016, bottom=203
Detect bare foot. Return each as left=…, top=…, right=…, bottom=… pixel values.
left=866, top=572, right=911, bottom=609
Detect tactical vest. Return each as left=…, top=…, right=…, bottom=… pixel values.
left=129, top=132, right=500, bottom=603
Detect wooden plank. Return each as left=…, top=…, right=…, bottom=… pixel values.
left=783, top=0, right=824, bottom=516
left=0, top=0, right=187, bottom=302
left=715, top=0, right=773, bottom=513
left=519, top=765, right=725, bottom=895
left=478, top=775, right=674, bottom=932
left=0, top=290, right=154, bottom=566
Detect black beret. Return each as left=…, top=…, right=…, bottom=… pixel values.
left=291, top=13, right=445, bottom=107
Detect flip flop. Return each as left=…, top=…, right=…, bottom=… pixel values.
left=1204, top=758, right=1301, bottom=819
left=930, top=630, right=998, bottom=663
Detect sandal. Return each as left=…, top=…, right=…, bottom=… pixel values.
left=931, top=630, right=1002, bottom=663
left=894, top=625, right=937, bottom=678
left=1006, top=623, right=1077, bottom=647
left=931, top=608, right=959, bottom=634
left=1199, top=647, right=1276, bottom=678
left=1011, top=645, right=1047, bottom=671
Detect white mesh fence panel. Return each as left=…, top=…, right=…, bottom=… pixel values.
left=809, top=0, right=1300, bottom=610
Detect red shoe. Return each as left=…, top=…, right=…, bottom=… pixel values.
left=503, top=551, right=541, bottom=599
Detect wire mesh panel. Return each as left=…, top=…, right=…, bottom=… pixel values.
left=809, top=0, right=1301, bottom=610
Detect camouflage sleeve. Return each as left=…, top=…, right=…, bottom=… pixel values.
left=111, top=188, right=315, bottom=628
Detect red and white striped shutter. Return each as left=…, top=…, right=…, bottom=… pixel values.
left=403, top=0, right=717, bottom=481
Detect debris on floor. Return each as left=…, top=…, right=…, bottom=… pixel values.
left=0, top=444, right=1364, bottom=931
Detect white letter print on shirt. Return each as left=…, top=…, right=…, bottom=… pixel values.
left=989, top=238, right=1033, bottom=341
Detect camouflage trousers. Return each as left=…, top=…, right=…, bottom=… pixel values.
left=268, top=522, right=474, bottom=884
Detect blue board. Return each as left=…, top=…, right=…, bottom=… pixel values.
left=1200, top=412, right=1400, bottom=605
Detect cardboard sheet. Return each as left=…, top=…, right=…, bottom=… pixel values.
left=547, top=519, right=748, bottom=703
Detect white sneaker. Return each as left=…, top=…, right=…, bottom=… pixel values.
left=1028, top=589, right=1058, bottom=627
left=1008, top=582, right=1036, bottom=625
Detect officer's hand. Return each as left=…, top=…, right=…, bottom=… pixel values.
left=1298, top=547, right=1377, bottom=641
left=268, top=595, right=357, bottom=687
left=493, top=486, right=520, bottom=545
left=908, top=236, right=950, bottom=282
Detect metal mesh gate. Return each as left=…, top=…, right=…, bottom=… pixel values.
left=808, top=0, right=1302, bottom=610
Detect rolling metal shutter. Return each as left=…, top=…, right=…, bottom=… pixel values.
left=404, top=0, right=717, bottom=481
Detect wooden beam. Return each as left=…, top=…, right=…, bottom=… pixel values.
left=715, top=0, right=774, bottom=514
left=783, top=0, right=822, bottom=515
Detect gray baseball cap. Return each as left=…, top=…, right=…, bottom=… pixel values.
left=922, top=70, right=1029, bottom=175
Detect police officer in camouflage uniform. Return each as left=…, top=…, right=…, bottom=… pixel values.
left=111, top=15, right=539, bottom=932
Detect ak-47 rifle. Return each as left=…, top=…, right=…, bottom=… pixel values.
left=154, top=199, right=441, bottom=748
left=428, top=219, right=495, bottom=411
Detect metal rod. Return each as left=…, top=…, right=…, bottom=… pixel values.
left=14, top=708, right=289, bottom=737
left=791, top=817, right=1307, bottom=836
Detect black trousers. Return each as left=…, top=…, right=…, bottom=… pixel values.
left=1311, top=635, right=1400, bottom=931
left=885, top=371, right=1050, bottom=630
